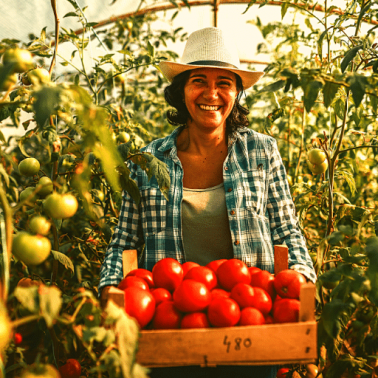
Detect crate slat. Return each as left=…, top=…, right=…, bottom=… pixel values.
left=137, top=321, right=317, bottom=367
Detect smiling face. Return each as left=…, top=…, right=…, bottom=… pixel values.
left=183, top=68, right=239, bottom=132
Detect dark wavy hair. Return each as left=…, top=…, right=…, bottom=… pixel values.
left=164, top=69, right=250, bottom=135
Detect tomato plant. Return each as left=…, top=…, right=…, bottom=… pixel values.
left=18, top=158, right=41, bottom=177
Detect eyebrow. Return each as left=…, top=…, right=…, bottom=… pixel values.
left=189, top=74, right=234, bottom=81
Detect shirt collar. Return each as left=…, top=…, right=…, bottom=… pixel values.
left=158, top=125, right=252, bottom=152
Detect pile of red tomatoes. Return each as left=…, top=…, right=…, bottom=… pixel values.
left=117, top=257, right=307, bottom=330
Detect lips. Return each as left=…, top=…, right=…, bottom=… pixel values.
left=198, top=105, right=222, bottom=111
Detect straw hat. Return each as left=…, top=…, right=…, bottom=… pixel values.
left=159, top=27, right=264, bottom=89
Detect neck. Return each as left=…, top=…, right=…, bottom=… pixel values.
left=177, top=122, right=227, bottom=156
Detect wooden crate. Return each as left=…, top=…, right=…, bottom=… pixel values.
left=107, top=245, right=317, bottom=367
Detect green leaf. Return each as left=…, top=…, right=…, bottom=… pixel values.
left=347, top=75, right=367, bottom=108
left=105, top=301, right=140, bottom=378
left=14, top=286, right=39, bottom=313
left=366, top=237, right=378, bottom=306
left=281, top=2, right=290, bottom=19
left=317, top=30, right=327, bottom=60
left=334, top=98, right=346, bottom=120
left=259, top=80, right=286, bottom=93
left=147, top=41, right=155, bottom=58
left=336, top=170, right=356, bottom=195
left=0, top=164, right=9, bottom=187
left=51, top=250, right=74, bottom=274
left=323, top=81, right=339, bottom=108
left=39, top=285, right=62, bottom=327
left=303, top=80, right=323, bottom=113
left=64, top=12, right=78, bottom=18
left=33, top=86, right=63, bottom=127
left=320, top=299, right=352, bottom=338
left=341, top=45, right=363, bottom=73
left=83, top=326, right=115, bottom=346
left=242, top=0, right=258, bottom=14
left=119, top=173, right=141, bottom=205
left=144, top=155, right=171, bottom=201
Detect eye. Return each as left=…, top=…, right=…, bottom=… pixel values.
left=218, top=81, right=231, bottom=87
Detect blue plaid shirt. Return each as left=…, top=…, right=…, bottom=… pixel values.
left=99, top=126, right=316, bottom=293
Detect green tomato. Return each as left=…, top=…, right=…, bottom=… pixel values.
left=27, top=68, right=50, bottom=85
left=117, top=131, right=130, bottom=143
left=37, top=176, right=53, bottom=198
left=0, top=71, right=18, bottom=92
left=2, top=48, right=33, bottom=73
left=308, top=148, right=326, bottom=165
left=29, top=216, right=51, bottom=236
left=20, top=187, right=37, bottom=205
left=43, top=192, right=78, bottom=219
left=18, top=157, right=40, bottom=177
left=307, top=159, right=328, bottom=175
left=0, top=302, right=11, bottom=352
left=19, top=364, right=61, bottom=378
left=92, top=189, right=105, bottom=202
left=12, top=231, right=51, bottom=266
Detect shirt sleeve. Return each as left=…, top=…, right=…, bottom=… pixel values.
left=98, top=170, right=143, bottom=295
left=266, top=139, right=317, bottom=283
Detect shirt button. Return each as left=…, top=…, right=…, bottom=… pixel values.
left=234, top=240, right=240, bottom=246
left=230, top=210, right=235, bottom=215
left=227, top=188, right=232, bottom=192
left=224, top=166, right=228, bottom=171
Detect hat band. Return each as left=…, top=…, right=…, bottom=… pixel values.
left=188, top=60, right=239, bottom=69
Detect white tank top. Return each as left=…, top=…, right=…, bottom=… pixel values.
left=182, top=183, right=233, bottom=265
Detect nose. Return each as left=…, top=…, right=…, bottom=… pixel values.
left=202, top=83, right=218, bottom=100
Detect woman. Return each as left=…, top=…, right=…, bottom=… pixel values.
left=99, top=27, right=316, bottom=378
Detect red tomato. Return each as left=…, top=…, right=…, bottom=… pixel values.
left=216, top=259, right=251, bottom=291
left=239, top=307, right=265, bottom=326
left=118, top=276, right=149, bottom=291
left=182, top=261, right=200, bottom=276
left=180, top=312, right=210, bottom=329
left=273, top=298, right=300, bottom=323
left=250, top=270, right=276, bottom=299
left=152, top=258, right=183, bottom=292
left=184, top=266, right=218, bottom=291
left=59, top=359, right=81, bottom=378
left=124, top=287, right=156, bottom=328
left=152, top=301, right=182, bottom=329
left=206, top=259, right=228, bottom=273
left=274, top=269, right=306, bottom=299
left=249, top=266, right=262, bottom=276
left=230, top=283, right=272, bottom=316
left=276, top=367, right=290, bottom=378
left=207, top=297, right=240, bottom=327
left=265, top=314, right=274, bottom=324
left=127, top=268, right=154, bottom=288
left=14, top=332, right=23, bottom=345
left=151, top=287, right=172, bottom=306
left=211, top=288, right=230, bottom=299
left=173, top=279, right=211, bottom=313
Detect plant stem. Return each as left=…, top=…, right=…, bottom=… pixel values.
left=0, top=183, right=13, bottom=301
left=49, top=0, right=61, bottom=76
left=11, top=314, right=40, bottom=328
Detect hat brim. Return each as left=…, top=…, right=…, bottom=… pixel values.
left=159, top=61, right=264, bottom=89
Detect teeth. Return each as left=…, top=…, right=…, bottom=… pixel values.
left=199, top=105, right=220, bottom=111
